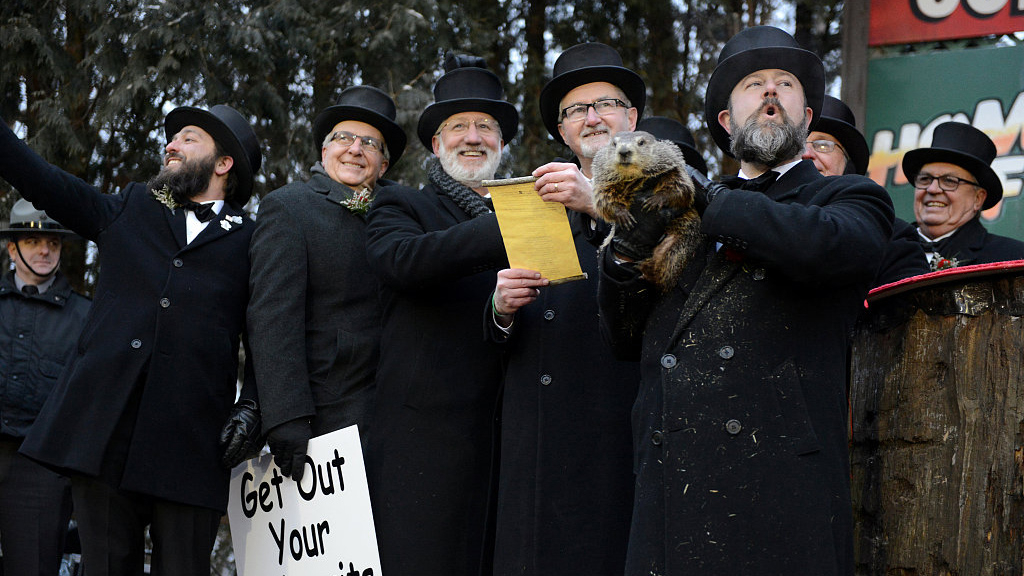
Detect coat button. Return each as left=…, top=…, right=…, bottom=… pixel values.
left=752, top=268, right=766, bottom=281
left=540, top=374, right=552, bottom=386
left=173, top=258, right=184, bottom=268
left=130, top=339, right=142, bottom=349
left=543, top=309, right=555, bottom=321
left=661, top=354, right=677, bottom=368
left=651, top=430, right=664, bottom=446
left=159, top=298, right=170, bottom=308
left=725, top=419, right=742, bottom=435
left=718, top=346, right=734, bottom=359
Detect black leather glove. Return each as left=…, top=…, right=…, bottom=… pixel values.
left=686, top=164, right=729, bottom=216
left=611, top=203, right=682, bottom=262
left=267, top=418, right=313, bottom=481
left=219, top=399, right=264, bottom=469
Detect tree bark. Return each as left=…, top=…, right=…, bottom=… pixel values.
left=850, top=273, right=1024, bottom=576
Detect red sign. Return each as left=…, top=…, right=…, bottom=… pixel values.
left=870, top=0, right=1024, bottom=46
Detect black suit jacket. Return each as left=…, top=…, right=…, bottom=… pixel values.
left=599, top=160, right=894, bottom=575
left=923, top=216, right=1024, bottom=266
left=0, top=118, right=254, bottom=512
left=363, top=182, right=508, bottom=576
left=248, top=169, right=381, bottom=438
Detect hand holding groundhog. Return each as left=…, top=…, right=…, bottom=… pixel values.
left=592, top=130, right=704, bottom=291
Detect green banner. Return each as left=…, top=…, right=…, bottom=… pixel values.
left=866, top=44, right=1024, bottom=241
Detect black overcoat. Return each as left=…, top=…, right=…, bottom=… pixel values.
left=0, top=119, right=254, bottom=512
left=248, top=168, right=381, bottom=437
left=599, top=160, right=894, bottom=575
left=364, top=182, right=508, bottom=576
left=488, top=210, right=638, bottom=576
left=918, top=216, right=1024, bottom=266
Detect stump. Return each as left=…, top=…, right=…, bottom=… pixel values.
left=850, top=269, right=1024, bottom=576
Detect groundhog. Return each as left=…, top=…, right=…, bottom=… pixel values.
left=592, top=130, right=703, bottom=291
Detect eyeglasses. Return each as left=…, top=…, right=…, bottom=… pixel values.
left=913, top=173, right=980, bottom=192
left=806, top=139, right=845, bottom=155
left=437, top=118, right=500, bottom=137
left=327, top=131, right=386, bottom=157
left=559, top=98, right=629, bottom=123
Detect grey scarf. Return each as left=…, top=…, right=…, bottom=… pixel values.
left=428, top=159, right=491, bottom=218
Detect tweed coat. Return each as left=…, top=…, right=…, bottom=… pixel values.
left=248, top=167, right=382, bottom=438
left=0, top=119, right=255, bottom=512
left=599, top=160, right=894, bottom=575
left=488, top=210, right=638, bottom=576
left=364, top=182, right=509, bottom=576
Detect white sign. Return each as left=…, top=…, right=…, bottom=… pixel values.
left=227, top=426, right=381, bottom=575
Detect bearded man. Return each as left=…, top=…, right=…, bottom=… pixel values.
left=362, top=53, right=516, bottom=576
left=0, top=104, right=261, bottom=575
left=598, top=26, right=894, bottom=575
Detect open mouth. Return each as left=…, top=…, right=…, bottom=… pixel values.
left=924, top=201, right=948, bottom=208
left=341, top=161, right=365, bottom=169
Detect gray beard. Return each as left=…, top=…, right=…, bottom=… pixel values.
left=729, top=104, right=806, bottom=168
left=437, top=140, right=501, bottom=187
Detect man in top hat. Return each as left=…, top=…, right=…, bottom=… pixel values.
left=598, top=26, right=894, bottom=574
left=899, top=121, right=1024, bottom=270
left=486, top=42, right=646, bottom=576
left=0, top=199, right=89, bottom=576
left=363, top=53, right=515, bottom=576
left=0, top=103, right=261, bottom=574
left=803, top=95, right=870, bottom=177
left=248, top=85, right=406, bottom=481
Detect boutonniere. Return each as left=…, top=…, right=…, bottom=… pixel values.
left=152, top=185, right=179, bottom=212
left=219, top=215, right=243, bottom=231
left=341, top=187, right=374, bottom=215
left=931, top=255, right=960, bottom=272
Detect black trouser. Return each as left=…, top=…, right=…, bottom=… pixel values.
left=0, top=435, right=73, bottom=576
left=70, top=475, right=220, bottom=576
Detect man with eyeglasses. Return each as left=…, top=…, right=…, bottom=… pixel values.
left=247, top=86, right=407, bottom=481
left=898, top=121, right=1024, bottom=271
left=802, top=96, right=869, bottom=177
left=363, top=53, right=516, bottom=576
left=598, top=26, right=894, bottom=574
left=484, top=42, right=645, bottom=576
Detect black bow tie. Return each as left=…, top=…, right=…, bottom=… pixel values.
left=725, top=170, right=779, bottom=192
left=182, top=201, right=216, bottom=223
left=21, top=284, right=38, bottom=295
left=918, top=236, right=940, bottom=252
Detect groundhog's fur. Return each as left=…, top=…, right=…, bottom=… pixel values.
left=592, top=130, right=703, bottom=291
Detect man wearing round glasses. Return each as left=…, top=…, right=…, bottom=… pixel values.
left=247, top=85, right=407, bottom=481
left=902, top=121, right=1024, bottom=269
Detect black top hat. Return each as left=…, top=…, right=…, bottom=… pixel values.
left=416, top=53, right=519, bottom=151
left=539, top=43, right=646, bottom=146
left=704, top=26, right=825, bottom=156
left=165, top=104, right=262, bottom=205
left=636, top=116, right=708, bottom=176
left=312, top=86, right=407, bottom=169
left=814, top=96, right=870, bottom=176
left=0, top=199, right=74, bottom=237
left=902, top=121, right=1002, bottom=209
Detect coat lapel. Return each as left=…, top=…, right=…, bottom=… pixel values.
left=164, top=204, right=187, bottom=249
left=666, top=245, right=742, bottom=349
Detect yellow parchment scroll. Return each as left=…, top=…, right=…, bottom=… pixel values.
left=482, top=176, right=586, bottom=285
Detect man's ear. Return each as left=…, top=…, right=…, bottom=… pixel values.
left=717, top=109, right=732, bottom=134
left=378, top=158, right=389, bottom=178
left=627, top=107, right=638, bottom=131
left=975, top=188, right=988, bottom=212
left=215, top=155, right=235, bottom=177
left=432, top=135, right=441, bottom=156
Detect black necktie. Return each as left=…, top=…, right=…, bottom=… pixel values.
left=182, top=201, right=216, bottom=223
left=21, top=284, right=38, bottom=295
left=481, top=196, right=494, bottom=212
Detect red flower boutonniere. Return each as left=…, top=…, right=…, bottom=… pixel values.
left=342, top=187, right=373, bottom=215
left=931, top=256, right=960, bottom=272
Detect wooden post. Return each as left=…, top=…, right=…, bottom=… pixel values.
left=850, top=271, right=1024, bottom=575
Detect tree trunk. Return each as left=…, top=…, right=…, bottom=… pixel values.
left=850, top=272, right=1024, bottom=576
